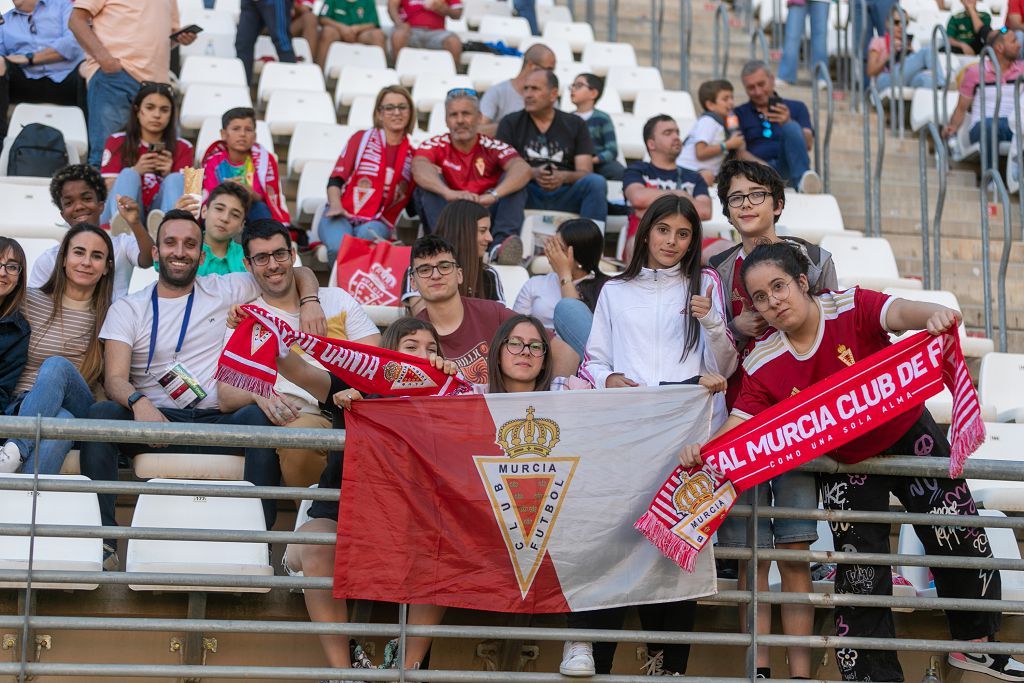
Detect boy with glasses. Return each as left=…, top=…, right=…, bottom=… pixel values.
left=570, top=73, right=624, bottom=181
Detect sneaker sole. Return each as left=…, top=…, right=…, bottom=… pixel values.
left=949, top=655, right=1024, bottom=682
left=559, top=665, right=596, bottom=677
left=800, top=173, right=823, bottom=195
left=496, top=236, right=524, bottom=266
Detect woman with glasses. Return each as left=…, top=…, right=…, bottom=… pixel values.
left=318, top=85, right=416, bottom=263
left=477, top=315, right=556, bottom=393
left=866, top=6, right=945, bottom=92
left=100, top=82, right=193, bottom=236
left=0, top=239, right=30, bottom=426
left=0, top=225, right=115, bottom=474
left=681, top=241, right=1024, bottom=683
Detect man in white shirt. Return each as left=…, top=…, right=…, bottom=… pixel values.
left=217, top=219, right=381, bottom=489
left=80, top=210, right=326, bottom=562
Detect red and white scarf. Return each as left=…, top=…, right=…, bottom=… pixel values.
left=635, top=329, right=985, bottom=571
left=216, top=305, right=471, bottom=398
left=336, top=128, right=412, bottom=228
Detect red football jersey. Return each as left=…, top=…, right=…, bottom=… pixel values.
left=732, top=287, right=923, bottom=464
left=101, top=133, right=195, bottom=210
left=400, top=0, right=462, bottom=29
left=413, top=133, right=519, bottom=195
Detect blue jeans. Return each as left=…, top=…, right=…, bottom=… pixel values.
left=767, top=120, right=812, bottom=188
left=778, top=1, right=830, bottom=83
left=100, top=169, right=185, bottom=225
left=552, top=298, right=594, bottom=361
left=970, top=117, right=1013, bottom=172
left=851, top=0, right=895, bottom=64
left=236, top=0, right=296, bottom=84
left=513, top=0, right=539, bottom=35
left=317, top=210, right=391, bottom=263
left=86, top=69, right=140, bottom=167
left=79, top=401, right=281, bottom=535
left=875, top=49, right=944, bottom=91
left=413, top=185, right=528, bottom=245
left=525, top=173, right=608, bottom=222
left=5, top=357, right=95, bottom=474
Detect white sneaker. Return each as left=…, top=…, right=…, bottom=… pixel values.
left=949, top=652, right=1024, bottom=681
left=0, top=442, right=22, bottom=473
left=798, top=170, right=823, bottom=194
left=147, top=210, right=165, bottom=239
left=560, top=641, right=595, bottom=677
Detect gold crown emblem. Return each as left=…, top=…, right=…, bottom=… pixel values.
left=837, top=344, right=855, bottom=367
left=496, top=406, right=560, bottom=458
left=672, top=471, right=716, bottom=514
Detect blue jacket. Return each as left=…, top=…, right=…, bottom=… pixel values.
left=0, top=311, right=29, bottom=413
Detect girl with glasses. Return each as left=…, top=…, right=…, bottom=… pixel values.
left=100, top=82, right=193, bottom=237
left=318, top=85, right=416, bottom=264
left=478, top=314, right=555, bottom=394
left=680, top=242, right=1024, bottom=683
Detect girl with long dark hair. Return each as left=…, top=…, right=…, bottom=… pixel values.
left=435, top=199, right=504, bottom=301
left=0, top=238, right=29, bottom=421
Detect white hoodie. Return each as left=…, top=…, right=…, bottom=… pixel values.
left=579, top=264, right=738, bottom=427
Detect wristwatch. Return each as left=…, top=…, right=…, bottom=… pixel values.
left=25, top=53, right=34, bottom=65
left=486, top=188, right=500, bottom=199
left=127, top=391, right=145, bottom=410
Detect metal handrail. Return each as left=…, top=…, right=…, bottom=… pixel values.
left=853, top=0, right=869, bottom=111
left=750, top=26, right=769, bottom=63
left=862, top=80, right=886, bottom=236
left=811, top=63, right=834, bottom=193
left=713, top=3, right=730, bottom=80
left=608, top=0, right=619, bottom=40
left=650, top=0, right=664, bottom=71
left=930, top=25, right=953, bottom=130
left=978, top=46, right=1002, bottom=181
left=770, top=0, right=783, bottom=51
left=982, top=168, right=1014, bottom=351
left=833, top=0, right=851, bottom=94
left=679, top=0, right=692, bottom=91
left=918, top=122, right=947, bottom=289
left=886, top=4, right=909, bottom=137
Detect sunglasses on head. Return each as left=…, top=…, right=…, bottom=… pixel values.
left=446, top=87, right=479, bottom=100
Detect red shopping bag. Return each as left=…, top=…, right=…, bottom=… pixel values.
left=334, top=235, right=411, bottom=307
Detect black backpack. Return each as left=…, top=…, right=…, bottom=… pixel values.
left=7, top=123, right=68, bottom=177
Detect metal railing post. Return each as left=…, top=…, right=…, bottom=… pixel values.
left=585, top=0, right=595, bottom=27
left=981, top=168, right=1015, bottom=353
left=871, top=81, right=885, bottom=236
left=713, top=4, right=730, bottom=80
left=863, top=79, right=874, bottom=235
left=853, top=0, right=869, bottom=112
left=680, top=0, right=692, bottom=92
left=886, top=5, right=908, bottom=138
left=608, top=0, right=618, bottom=41
left=771, top=0, right=783, bottom=52
left=978, top=47, right=1002, bottom=185
left=751, top=26, right=769, bottom=63
left=812, top=63, right=834, bottom=193
left=650, top=0, right=662, bottom=72
left=835, top=1, right=850, bottom=95
left=930, top=25, right=952, bottom=130
left=399, top=603, right=409, bottom=683
left=918, top=122, right=947, bottom=290
left=745, top=487, right=760, bottom=683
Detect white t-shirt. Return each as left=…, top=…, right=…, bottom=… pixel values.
left=513, top=271, right=594, bottom=329
left=30, top=232, right=143, bottom=300
left=677, top=115, right=726, bottom=174
left=100, top=273, right=261, bottom=409
left=227, top=288, right=380, bottom=414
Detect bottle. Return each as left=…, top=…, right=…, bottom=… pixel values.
left=725, top=112, right=740, bottom=138
left=920, top=656, right=942, bottom=683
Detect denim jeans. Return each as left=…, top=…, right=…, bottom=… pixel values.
left=552, top=297, right=594, bottom=361
left=767, top=120, right=812, bottom=188
left=875, top=49, right=944, bottom=91
left=525, top=173, right=608, bottom=222
left=513, top=0, right=539, bottom=35
left=236, top=0, right=296, bottom=84
left=778, top=1, right=830, bottom=83
left=4, top=357, right=94, bottom=474
left=970, top=117, right=1013, bottom=173
left=100, top=169, right=186, bottom=226
left=79, top=401, right=281, bottom=535
left=851, top=0, right=896, bottom=63
left=413, top=185, right=528, bottom=245
left=317, top=211, right=391, bottom=263
left=86, top=69, right=140, bottom=167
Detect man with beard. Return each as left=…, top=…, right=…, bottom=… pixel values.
left=411, top=88, right=531, bottom=245
left=217, top=219, right=380, bottom=490
left=80, top=210, right=326, bottom=565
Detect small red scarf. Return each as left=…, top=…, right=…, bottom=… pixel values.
left=337, top=128, right=412, bottom=228
left=215, top=305, right=471, bottom=398
left=635, top=329, right=985, bottom=571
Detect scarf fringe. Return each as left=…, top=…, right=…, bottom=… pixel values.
left=949, top=413, right=986, bottom=478
left=634, top=511, right=698, bottom=572
left=214, top=366, right=275, bottom=399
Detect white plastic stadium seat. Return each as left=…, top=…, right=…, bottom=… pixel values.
left=605, top=65, right=664, bottom=102
left=960, top=424, right=1024, bottom=513
left=633, top=90, right=697, bottom=121
left=127, top=479, right=272, bottom=592
left=179, top=84, right=252, bottom=132
left=128, top=266, right=160, bottom=295
left=395, top=48, right=456, bottom=87
left=286, top=123, right=352, bottom=178
left=882, top=287, right=995, bottom=359
left=346, top=95, right=377, bottom=129
left=214, top=0, right=241, bottom=19
left=412, top=73, right=474, bottom=113
left=490, top=264, right=530, bottom=307
left=179, top=7, right=236, bottom=35
left=819, top=235, right=923, bottom=291
left=264, top=90, right=337, bottom=136
left=323, top=42, right=387, bottom=81
left=296, top=159, right=334, bottom=222
left=519, top=36, right=574, bottom=67
left=581, top=42, right=637, bottom=77
left=18, top=237, right=59, bottom=278
left=541, top=21, right=595, bottom=53
left=0, top=474, right=102, bottom=590
left=554, top=62, right=590, bottom=101
left=257, top=62, right=326, bottom=106
left=463, top=0, right=511, bottom=27
left=611, top=113, right=646, bottom=160
left=252, top=36, right=314, bottom=76
left=774, top=192, right=849, bottom=243
left=537, top=4, right=572, bottom=31
left=467, top=54, right=522, bottom=91
left=979, top=353, right=1024, bottom=422
left=426, top=102, right=448, bottom=134
left=133, top=453, right=245, bottom=480
left=180, top=30, right=238, bottom=60
left=334, top=66, right=400, bottom=109
left=478, top=15, right=532, bottom=47
left=0, top=182, right=65, bottom=239
left=7, top=103, right=88, bottom=158
left=194, top=117, right=275, bottom=161
left=909, top=88, right=959, bottom=132
left=561, top=85, right=623, bottom=114
left=178, top=56, right=248, bottom=93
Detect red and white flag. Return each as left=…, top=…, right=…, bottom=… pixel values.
left=334, top=386, right=718, bottom=613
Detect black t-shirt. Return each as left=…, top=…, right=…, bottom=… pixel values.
left=496, top=109, right=595, bottom=172
left=307, top=373, right=352, bottom=521
left=622, top=161, right=710, bottom=198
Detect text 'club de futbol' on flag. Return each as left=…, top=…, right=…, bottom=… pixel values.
left=334, top=386, right=718, bottom=613
left=636, top=329, right=985, bottom=571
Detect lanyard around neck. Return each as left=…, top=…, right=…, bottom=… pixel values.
left=147, top=285, right=195, bottom=373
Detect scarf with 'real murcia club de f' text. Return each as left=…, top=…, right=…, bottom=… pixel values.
left=216, top=305, right=471, bottom=399
left=636, top=329, right=985, bottom=572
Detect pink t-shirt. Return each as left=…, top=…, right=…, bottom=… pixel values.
left=74, top=0, right=180, bottom=83
left=957, top=60, right=1024, bottom=125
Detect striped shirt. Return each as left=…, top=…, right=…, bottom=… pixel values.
left=15, top=289, right=95, bottom=394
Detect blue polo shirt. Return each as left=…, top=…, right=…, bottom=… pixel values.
left=735, top=98, right=813, bottom=166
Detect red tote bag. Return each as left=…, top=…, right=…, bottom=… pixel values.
left=334, top=235, right=411, bottom=307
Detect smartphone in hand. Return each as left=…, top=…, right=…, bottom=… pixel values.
left=170, top=24, right=203, bottom=40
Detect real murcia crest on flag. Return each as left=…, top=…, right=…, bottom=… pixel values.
left=837, top=344, right=856, bottom=367
left=250, top=323, right=272, bottom=355
left=352, top=179, right=376, bottom=214
left=348, top=263, right=399, bottom=306
left=474, top=407, right=579, bottom=599
left=382, top=360, right=437, bottom=390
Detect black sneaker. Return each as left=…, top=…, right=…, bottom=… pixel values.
left=949, top=652, right=1024, bottom=681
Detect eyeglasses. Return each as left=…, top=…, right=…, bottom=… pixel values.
left=726, top=190, right=771, bottom=208
left=27, top=14, right=35, bottom=34
left=0, top=261, right=22, bottom=275
left=570, top=81, right=590, bottom=90
left=246, top=248, right=292, bottom=266
left=379, top=103, right=410, bottom=113
left=750, top=278, right=795, bottom=310
left=446, top=87, right=479, bottom=100
left=503, top=337, right=547, bottom=357
left=413, top=260, right=458, bottom=278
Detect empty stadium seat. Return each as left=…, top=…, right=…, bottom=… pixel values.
left=412, top=73, right=475, bottom=113
left=606, top=65, right=664, bottom=103
left=296, top=159, right=334, bottom=222
left=882, top=286, right=995, bottom=359
left=463, top=0, right=511, bottom=27
left=820, top=235, right=923, bottom=291
left=128, top=266, right=159, bottom=295
left=478, top=15, right=532, bottom=46
left=395, top=48, right=456, bottom=87
left=581, top=42, right=637, bottom=77
left=7, top=103, right=88, bottom=159
left=180, top=84, right=252, bottom=132
left=180, top=30, right=237, bottom=60
left=611, top=112, right=646, bottom=160
left=286, top=123, right=353, bottom=178
left=537, top=3, right=573, bottom=31
left=979, top=353, right=1024, bottom=422
left=426, top=102, right=448, bottom=134
left=774, top=192, right=849, bottom=243
left=519, top=36, right=575, bottom=66
left=634, top=90, right=698, bottom=121
left=345, top=95, right=377, bottom=129
left=126, top=479, right=272, bottom=593
left=257, top=62, right=326, bottom=106
left=178, top=56, right=248, bottom=93
left=334, top=66, right=401, bottom=109
left=252, top=36, right=314, bottom=76
left=964, top=425, right=1024, bottom=513
left=542, top=21, right=595, bottom=53
left=0, top=474, right=102, bottom=590
left=18, top=237, right=59, bottom=278
left=264, top=90, right=337, bottom=136
left=194, top=117, right=275, bottom=160
left=322, top=42, right=388, bottom=81
left=909, top=88, right=959, bottom=132
left=0, top=182, right=66, bottom=239
left=467, top=54, right=522, bottom=91
left=490, top=264, right=531, bottom=306
left=179, top=7, right=237, bottom=35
